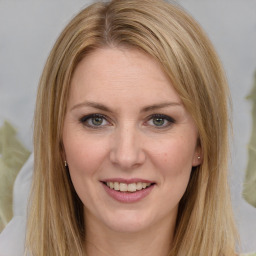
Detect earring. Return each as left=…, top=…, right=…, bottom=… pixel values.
left=197, top=156, right=201, bottom=160
left=64, top=160, right=68, bottom=167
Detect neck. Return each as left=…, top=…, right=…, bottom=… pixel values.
left=84, top=213, right=176, bottom=256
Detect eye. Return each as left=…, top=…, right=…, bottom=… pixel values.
left=79, top=114, right=110, bottom=128
left=146, top=114, right=175, bottom=128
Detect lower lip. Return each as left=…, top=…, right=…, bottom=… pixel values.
left=102, top=183, right=155, bottom=203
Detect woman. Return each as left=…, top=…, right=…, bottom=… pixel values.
left=26, top=0, right=239, bottom=255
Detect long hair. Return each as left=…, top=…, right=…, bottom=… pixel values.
left=26, top=0, right=239, bottom=255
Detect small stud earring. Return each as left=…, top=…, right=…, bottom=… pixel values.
left=64, top=160, right=68, bottom=167
left=198, top=156, right=201, bottom=160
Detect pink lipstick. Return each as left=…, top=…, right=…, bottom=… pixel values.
left=101, top=178, right=155, bottom=203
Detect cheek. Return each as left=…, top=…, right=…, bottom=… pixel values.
left=155, top=138, right=195, bottom=204
left=63, top=129, right=109, bottom=176
left=63, top=130, right=109, bottom=204
left=150, top=135, right=196, bottom=178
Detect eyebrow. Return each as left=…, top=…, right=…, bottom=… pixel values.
left=70, top=101, right=182, bottom=112
left=71, top=101, right=113, bottom=112
left=141, top=102, right=182, bottom=112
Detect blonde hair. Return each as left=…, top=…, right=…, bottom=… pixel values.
left=26, top=0, right=239, bottom=255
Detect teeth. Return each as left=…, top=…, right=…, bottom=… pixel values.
left=106, top=182, right=152, bottom=192
left=114, top=182, right=119, bottom=190
left=119, top=183, right=127, bottom=192
left=128, top=183, right=136, bottom=192
left=136, top=182, right=143, bottom=190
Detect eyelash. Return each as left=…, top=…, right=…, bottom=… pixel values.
left=146, top=114, right=175, bottom=128
left=79, top=113, right=175, bottom=129
left=79, top=114, right=110, bottom=129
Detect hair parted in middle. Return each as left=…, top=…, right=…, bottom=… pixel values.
left=27, top=0, right=238, bottom=255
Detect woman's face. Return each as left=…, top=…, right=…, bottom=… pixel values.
left=63, top=47, right=201, bottom=234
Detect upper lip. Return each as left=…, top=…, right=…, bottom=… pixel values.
left=101, top=178, right=155, bottom=184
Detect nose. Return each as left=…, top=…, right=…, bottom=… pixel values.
left=109, top=125, right=146, bottom=170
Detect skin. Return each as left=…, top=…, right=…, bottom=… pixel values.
left=62, top=47, right=201, bottom=256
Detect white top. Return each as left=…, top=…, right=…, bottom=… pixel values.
left=0, top=154, right=33, bottom=256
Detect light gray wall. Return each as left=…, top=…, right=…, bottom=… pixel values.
left=1, top=0, right=255, bottom=252
left=179, top=0, right=256, bottom=252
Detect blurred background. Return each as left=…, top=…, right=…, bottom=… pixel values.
left=0, top=0, right=255, bottom=252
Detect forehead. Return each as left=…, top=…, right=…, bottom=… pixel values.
left=68, top=47, right=181, bottom=108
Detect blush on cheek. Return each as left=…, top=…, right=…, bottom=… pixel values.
left=66, top=138, right=109, bottom=176
left=158, top=145, right=194, bottom=178
left=163, top=153, right=168, bottom=163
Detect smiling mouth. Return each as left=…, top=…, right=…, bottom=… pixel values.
left=103, top=182, right=154, bottom=193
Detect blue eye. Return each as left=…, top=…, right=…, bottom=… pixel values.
left=147, top=114, right=175, bottom=128
left=80, top=114, right=109, bottom=128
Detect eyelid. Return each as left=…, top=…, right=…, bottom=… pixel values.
left=149, top=114, right=175, bottom=122
left=79, top=113, right=111, bottom=128
left=145, top=114, right=176, bottom=128
left=79, top=113, right=175, bottom=129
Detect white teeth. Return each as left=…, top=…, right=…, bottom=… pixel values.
left=106, top=181, right=152, bottom=192
left=136, top=182, right=143, bottom=190
left=114, top=182, right=119, bottom=190
left=128, top=183, right=136, bottom=192
left=119, top=183, right=127, bottom=192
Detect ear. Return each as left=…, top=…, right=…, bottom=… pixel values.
left=192, top=140, right=203, bottom=167
left=192, top=154, right=203, bottom=167
left=60, top=140, right=67, bottom=163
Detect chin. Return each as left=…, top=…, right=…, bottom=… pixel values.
left=102, top=210, right=155, bottom=233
